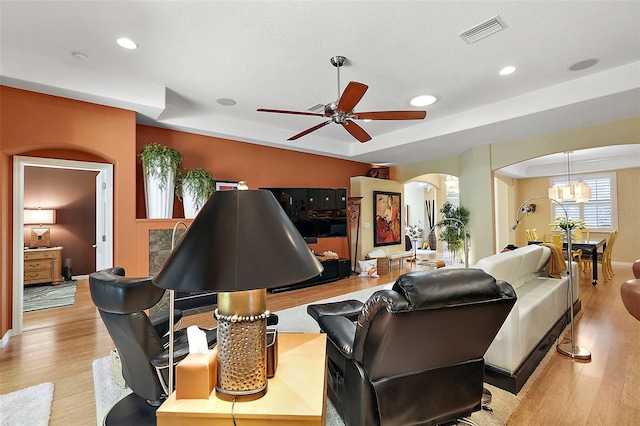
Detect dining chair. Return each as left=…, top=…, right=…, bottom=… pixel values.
left=543, top=232, right=563, bottom=248
left=583, top=230, right=618, bottom=281
left=574, top=227, right=590, bottom=243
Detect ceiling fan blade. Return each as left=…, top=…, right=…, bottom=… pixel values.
left=258, top=108, right=324, bottom=117
left=288, top=120, right=332, bottom=141
left=342, top=120, right=371, bottom=143
left=337, top=82, right=368, bottom=113
left=354, top=111, right=427, bottom=120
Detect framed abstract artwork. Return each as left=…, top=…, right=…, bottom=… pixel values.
left=215, top=181, right=238, bottom=191
left=373, top=191, right=402, bottom=247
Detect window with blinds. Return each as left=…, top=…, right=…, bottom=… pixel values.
left=550, top=172, right=617, bottom=232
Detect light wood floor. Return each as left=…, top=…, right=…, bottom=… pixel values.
left=1, top=261, right=638, bottom=425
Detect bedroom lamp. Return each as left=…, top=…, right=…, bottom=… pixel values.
left=24, top=208, right=56, bottom=248
left=511, top=196, right=591, bottom=361
left=153, top=184, right=323, bottom=401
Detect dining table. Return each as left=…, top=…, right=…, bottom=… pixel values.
left=529, top=237, right=607, bottom=286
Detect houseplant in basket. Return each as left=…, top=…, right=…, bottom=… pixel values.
left=178, top=168, right=216, bottom=218
left=140, top=143, right=182, bottom=219
left=437, top=201, right=470, bottom=264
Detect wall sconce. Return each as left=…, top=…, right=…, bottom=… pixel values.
left=24, top=208, right=56, bottom=248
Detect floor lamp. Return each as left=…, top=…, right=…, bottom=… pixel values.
left=512, top=196, right=591, bottom=361
left=347, top=197, right=363, bottom=273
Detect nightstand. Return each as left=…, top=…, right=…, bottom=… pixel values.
left=24, top=247, right=63, bottom=286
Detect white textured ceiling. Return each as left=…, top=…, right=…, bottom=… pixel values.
left=1, top=1, right=639, bottom=167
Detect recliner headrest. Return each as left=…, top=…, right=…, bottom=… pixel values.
left=392, top=268, right=504, bottom=309
left=89, top=267, right=165, bottom=314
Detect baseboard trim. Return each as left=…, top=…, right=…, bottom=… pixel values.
left=0, top=329, right=12, bottom=348
left=484, top=298, right=581, bottom=394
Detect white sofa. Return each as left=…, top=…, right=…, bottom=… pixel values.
left=472, top=244, right=579, bottom=393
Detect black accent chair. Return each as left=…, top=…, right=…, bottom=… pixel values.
left=89, top=267, right=217, bottom=425
left=307, top=268, right=516, bottom=426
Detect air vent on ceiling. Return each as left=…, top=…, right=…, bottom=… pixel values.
left=459, top=15, right=507, bottom=44
left=307, top=103, right=325, bottom=113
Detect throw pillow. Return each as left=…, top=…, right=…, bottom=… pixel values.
left=358, top=259, right=379, bottom=278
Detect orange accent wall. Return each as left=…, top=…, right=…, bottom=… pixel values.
left=1, top=87, right=138, bottom=338
left=135, top=125, right=371, bottom=218
left=1, top=86, right=372, bottom=338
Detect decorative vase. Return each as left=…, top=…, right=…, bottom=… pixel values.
left=140, top=143, right=182, bottom=219
left=428, top=230, right=437, bottom=250
left=178, top=168, right=216, bottom=219
left=182, top=190, right=200, bottom=219
left=563, top=230, right=576, bottom=243
left=144, top=166, right=175, bottom=219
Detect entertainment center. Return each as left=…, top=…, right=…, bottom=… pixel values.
left=261, top=187, right=351, bottom=292
left=261, top=187, right=348, bottom=239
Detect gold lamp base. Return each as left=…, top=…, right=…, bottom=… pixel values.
left=214, top=289, right=269, bottom=401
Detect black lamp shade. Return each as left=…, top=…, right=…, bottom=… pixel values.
left=153, top=190, right=323, bottom=292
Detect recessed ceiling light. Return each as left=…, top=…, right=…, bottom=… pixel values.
left=217, top=98, right=236, bottom=106
left=499, top=66, right=516, bottom=75
left=116, top=38, right=138, bottom=50
left=569, top=58, right=599, bottom=71
left=410, top=95, right=438, bottom=107
left=363, top=119, right=372, bottom=123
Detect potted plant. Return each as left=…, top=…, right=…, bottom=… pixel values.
left=550, top=216, right=586, bottom=242
left=437, top=201, right=470, bottom=264
left=140, top=143, right=182, bottom=219
left=178, top=168, right=216, bottom=218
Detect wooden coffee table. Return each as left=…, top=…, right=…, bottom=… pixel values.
left=157, top=333, right=327, bottom=426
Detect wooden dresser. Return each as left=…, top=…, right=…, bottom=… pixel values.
left=24, top=247, right=63, bottom=286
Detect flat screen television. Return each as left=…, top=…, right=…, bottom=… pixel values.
left=261, top=187, right=347, bottom=238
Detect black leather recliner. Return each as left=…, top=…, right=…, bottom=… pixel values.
left=89, top=267, right=217, bottom=425
left=308, top=268, right=516, bottom=426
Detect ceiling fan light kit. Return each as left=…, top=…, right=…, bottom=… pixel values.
left=258, top=56, right=427, bottom=142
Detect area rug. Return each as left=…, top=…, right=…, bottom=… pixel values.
left=0, top=382, right=54, bottom=426
left=23, top=280, right=77, bottom=312
left=92, top=357, right=132, bottom=426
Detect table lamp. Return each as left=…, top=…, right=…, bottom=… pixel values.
left=153, top=184, right=323, bottom=401
left=24, top=208, right=56, bottom=248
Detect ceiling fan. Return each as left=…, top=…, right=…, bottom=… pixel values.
left=257, top=56, right=427, bottom=143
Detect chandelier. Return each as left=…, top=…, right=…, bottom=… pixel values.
left=548, top=151, right=591, bottom=203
